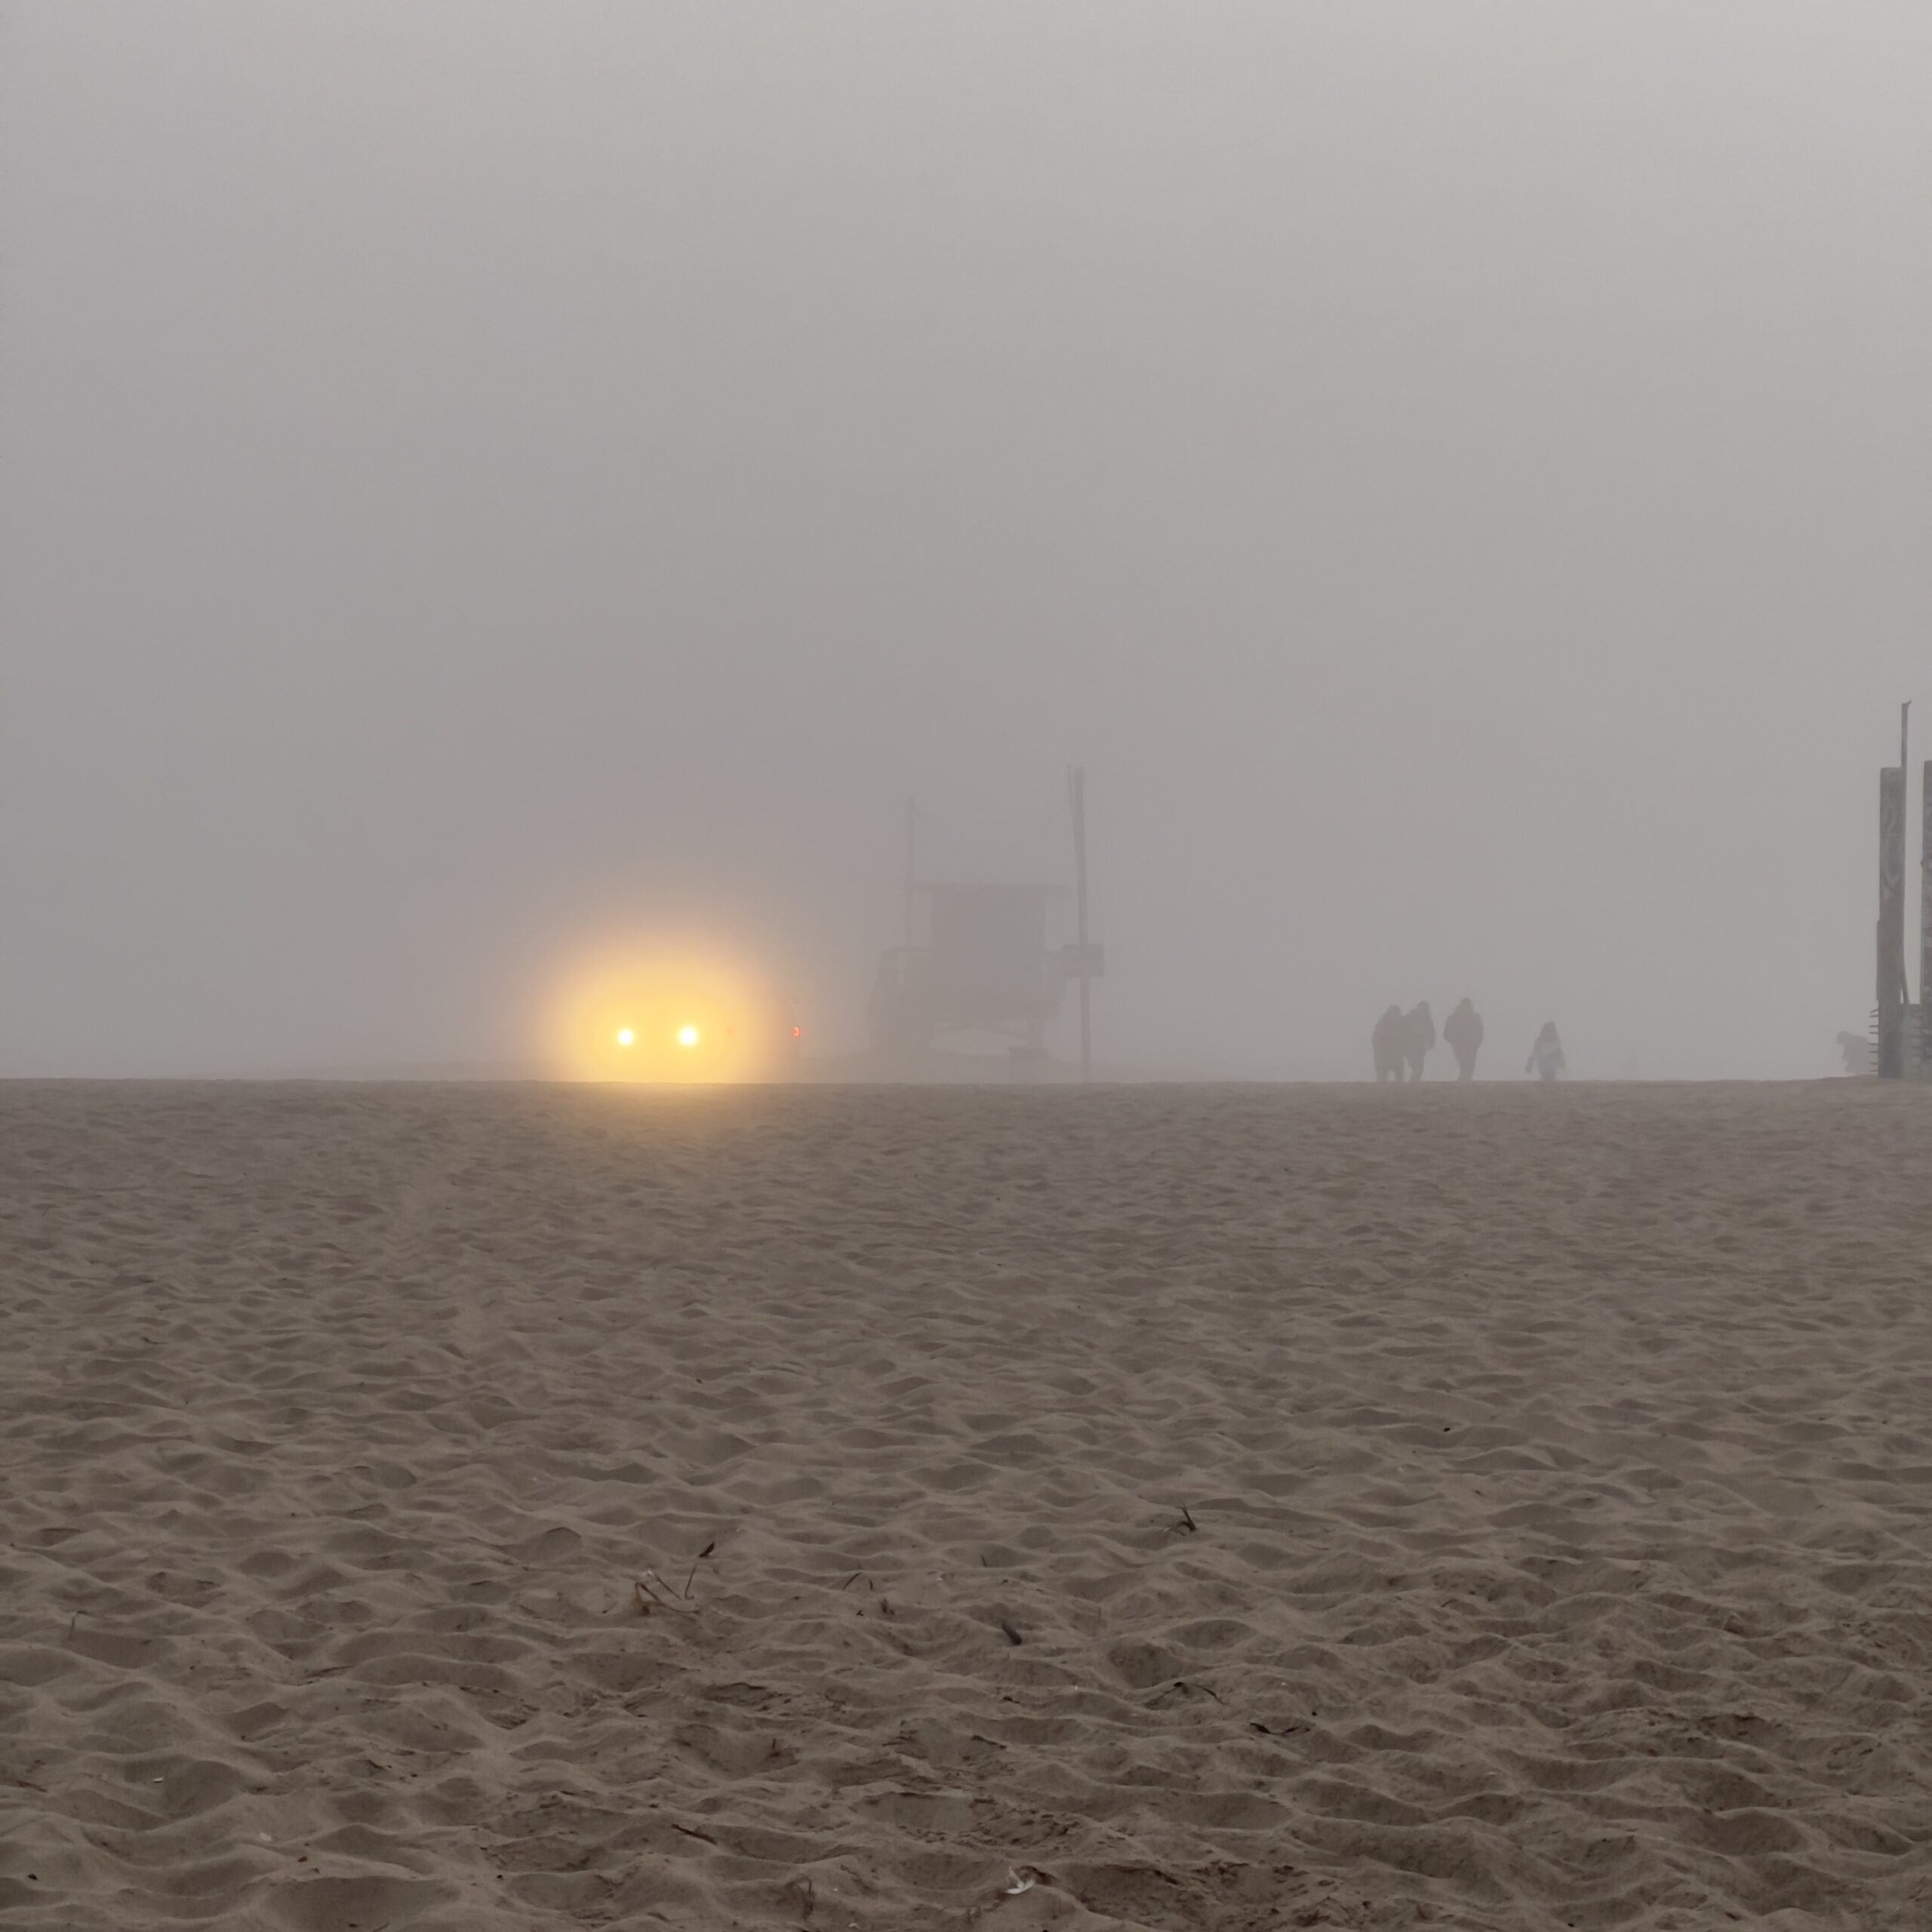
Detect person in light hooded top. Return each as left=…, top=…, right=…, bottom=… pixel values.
left=1525, top=1022, right=1566, bottom=1082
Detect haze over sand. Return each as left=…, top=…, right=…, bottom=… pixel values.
left=6, top=4, right=1930, bottom=1083
left=4, top=1081, right=1930, bottom=1928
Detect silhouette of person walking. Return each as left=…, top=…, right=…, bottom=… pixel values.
left=1372, top=1005, right=1405, bottom=1082
left=1525, top=1022, right=1565, bottom=1082
left=1443, top=998, right=1483, bottom=1081
left=1401, top=1001, right=1435, bottom=1082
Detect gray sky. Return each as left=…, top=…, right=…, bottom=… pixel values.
left=4, top=2, right=1927, bottom=1078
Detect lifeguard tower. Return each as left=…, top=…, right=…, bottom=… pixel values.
left=867, top=771, right=1103, bottom=1078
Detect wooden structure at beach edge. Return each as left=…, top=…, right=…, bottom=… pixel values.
left=1875, top=703, right=1927, bottom=1080
left=866, top=771, right=1103, bottom=1081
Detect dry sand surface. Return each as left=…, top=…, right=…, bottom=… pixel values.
left=4, top=1081, right=1932, bottom=1931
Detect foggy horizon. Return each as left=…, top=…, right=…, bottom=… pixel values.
left=5, top=3, right=1927, bottom=1081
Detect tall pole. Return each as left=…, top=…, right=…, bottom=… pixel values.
left=1922, top=755, right=1932, bottom=1073
left=1069, top=767, right=1091, bottom=1082
left=903, top=800, right=915, bottom=951
left=1902, top=702, right=1915, bottom=1038
left=1906, top=701, right=1916, bottom=1008
left=1879, top=764, right=1906, bottom=1078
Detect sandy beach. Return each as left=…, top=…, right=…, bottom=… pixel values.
left=3, top=1080, right=1930, bottom=1930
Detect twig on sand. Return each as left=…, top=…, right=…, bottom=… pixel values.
left=839, top=1570, right=872, bottom=1592
left=671, top=1821, right=717, bottom=1844
left=999, top=1620, right=1023, bottom=1646
left=684, top=1540, right=716, bottom=1598
left=636, top=1571, right=690, bottom=1616
left=1176, top=1505, right=1197, bottom=1534
left=783, top=1872, right=816, bottom=1920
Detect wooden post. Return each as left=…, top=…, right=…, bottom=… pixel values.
left=1069, top=767, right=1091, bottom=1082
left=1878, top=765, right=1906, bottom=1078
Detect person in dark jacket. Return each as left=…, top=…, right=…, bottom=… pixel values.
left=1401, top=1001, right=1436, bottom=1081
left=1372, top=1005, right=1406, bottom=1082
left=1443, top=998, right=1484, bottom=1080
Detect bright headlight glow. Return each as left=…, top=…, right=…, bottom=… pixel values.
left=541, top=936, right=789, bottom=1084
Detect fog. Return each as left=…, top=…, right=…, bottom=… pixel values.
left=4, top=3, right=1926, bottom=1081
